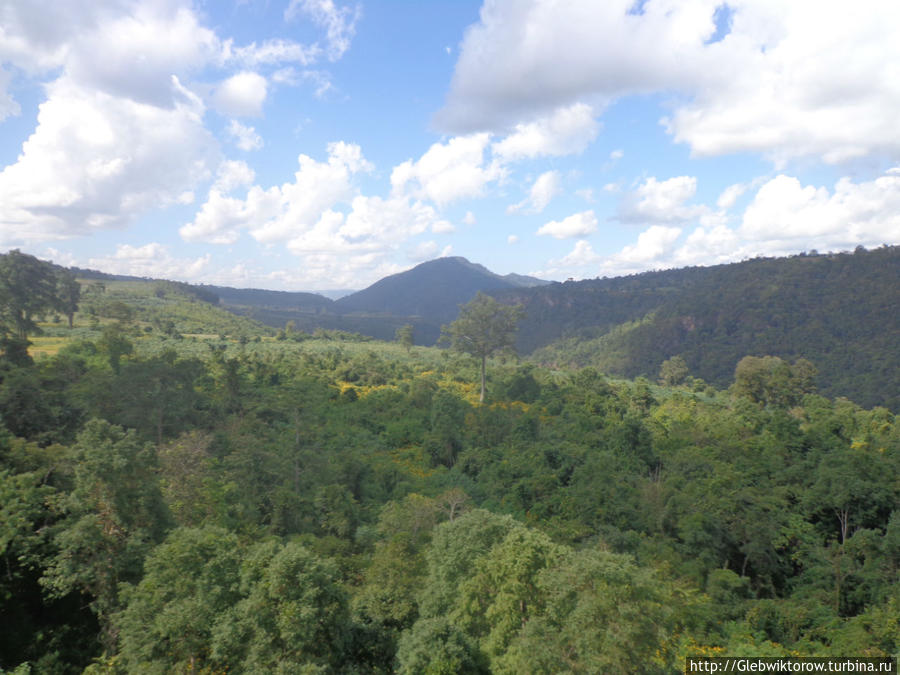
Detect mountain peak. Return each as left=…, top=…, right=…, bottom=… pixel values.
left=334, top=256, right=547, bottom=322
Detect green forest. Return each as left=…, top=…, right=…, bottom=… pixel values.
left=1, top=250, right=898, bottom=673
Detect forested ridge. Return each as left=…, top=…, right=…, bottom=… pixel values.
left=511, top=245, right=900, bottom=411
left=1, top=250, right=899, bottom=673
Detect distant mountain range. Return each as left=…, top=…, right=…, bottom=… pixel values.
left=69, top=247, right=899, bottom=410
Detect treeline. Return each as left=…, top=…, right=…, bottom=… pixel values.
left=0, top=252, right=898, bottom=672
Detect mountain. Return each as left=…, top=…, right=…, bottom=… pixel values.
left=201, top=285, right=333, bottom=312
left=502, top=246, right=899, bottom=410
left=333, top=256, right=548, bottom=323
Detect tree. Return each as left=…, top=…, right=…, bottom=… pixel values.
left=443, top=293, right=524, bottom=403
left=116, top=526, right=243, bottom=672
left=0, top=249, right=59, bottom=340
left=658, top=355, right=689, bottom=386
left=55, top=272, right=81, bottom=329
left=396, top=323, right=414, bottom=352
left=210, top=540, right=350, bottom=672
left=97, top=323, right=133, bottom=374
left=732, top=355, right=817, bottom=408
left=42, top=420, right=171, bottom=649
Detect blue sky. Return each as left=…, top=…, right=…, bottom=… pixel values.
left=2, top=0, right=899, bottom=290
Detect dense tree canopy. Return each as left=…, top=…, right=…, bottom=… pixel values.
left=0, top=274, right=897, bottom=673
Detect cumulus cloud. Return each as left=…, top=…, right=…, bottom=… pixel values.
left=0, top=76, right=217, bottom=246
left=227, top=119, right=263, bottom=151
left=181, top=142, right=452, bottom=284
left=408, top=240, right=444, bottom=262
left=508, top=170, right=562, bottom=214
left=213, top=71, right=268, bottom=117
left=438, top=0, right=900, bottom=165
left=738, top=173, right=900, bottom=253
left=541, top=169, right=900, bottom=280
left=182, top=141, right=371, bottom=245
left=391, top=134, right=505, bottom=206
left=618, top=176, right=708, bottom=224
left=492, top=103, right=599, bottom=161
left=717, top=182, right=749, bottom=210
left=610, top=225, right=683, bottom=267
left=0, top=0, right=361, bottom=246
left=536, top=210, right=598, bottom=239
left=87, top=243, right=212, bottom=281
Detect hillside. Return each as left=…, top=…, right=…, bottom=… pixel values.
left=2, top=253, right=899, bottom=671
left=56, top=248, right=900, bottom=410
left=201, top=285, right=333, bottom=312
left=509, top=246, right=899, bottom=410
left=334, top=256, right=548, bottom=322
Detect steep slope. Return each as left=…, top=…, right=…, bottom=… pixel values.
left=334, top=256, right=545, bottom=323
left=509, top=246, right=899, bottom=410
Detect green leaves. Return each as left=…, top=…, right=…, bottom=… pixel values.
left=443, top=292, right=524, bottom=402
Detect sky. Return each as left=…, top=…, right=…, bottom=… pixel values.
left=2, top=0, right=900, bottom=291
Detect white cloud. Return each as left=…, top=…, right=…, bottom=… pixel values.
left=545, top=225, right=683, bottom=279
left=0, top=0, right=362, bottom=247
left=612, top=225, right=683, bottom=265
left=64, top=5, right=221, bottom=108
left=560, top=239, right=601, bottom=267
left=492, top=103, right=598, bottom=162
left=0, top=67, right=21, bottom=121
left=214, top=71, right=268, bottom=117
left=181, top=142, right=452, bottom=286
left=285, top=0, right=360, bottom=61
left=0, top=75, right=217, bottom=246
left=226, top=38, right=321, bottom=68
left=339, top=195, right=443, bottom=245
left=409, top=240, right=440, bottom=261
left=542, top=168, right=900, bottom=280
left=438, top=0, right=900, bottom=165
left=536, top=210, right=598, bottom=239
left=251, top=141, right=371, bottom=243
left=609, top=149, right=624, bottom=161
left=227, top=120, right=263, bottom=151
left=463, top=211, right=477, bottom=225
left=509, top=170, right=562, bottom=214
left=717, top=182, right=749, bottom=210
left=507, top=234, right=520, bottom=244
left=618, top=176, right=707, bottom=224
left=537, top=239, right=601, bottom=279
left=391, top=134, right=504, bottom=207
left=432, top=220, right=456, bottom=234
left=87, top=243, right=212, bottom=282
left=214, top=160, right=256, bottom=193
left=281, top=195, right=451, bottom=283
left=738, top=173, right=900, bottom=252
left=181, top=142, right=371, bottom=246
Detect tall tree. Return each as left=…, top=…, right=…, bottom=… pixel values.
left=55, top=271, right=81, bottom=329
left=443, top=292, right=524, bottom=403
left=396, top=323, right=414, bottom=352
left=0, top=249, right=59, bottom=340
